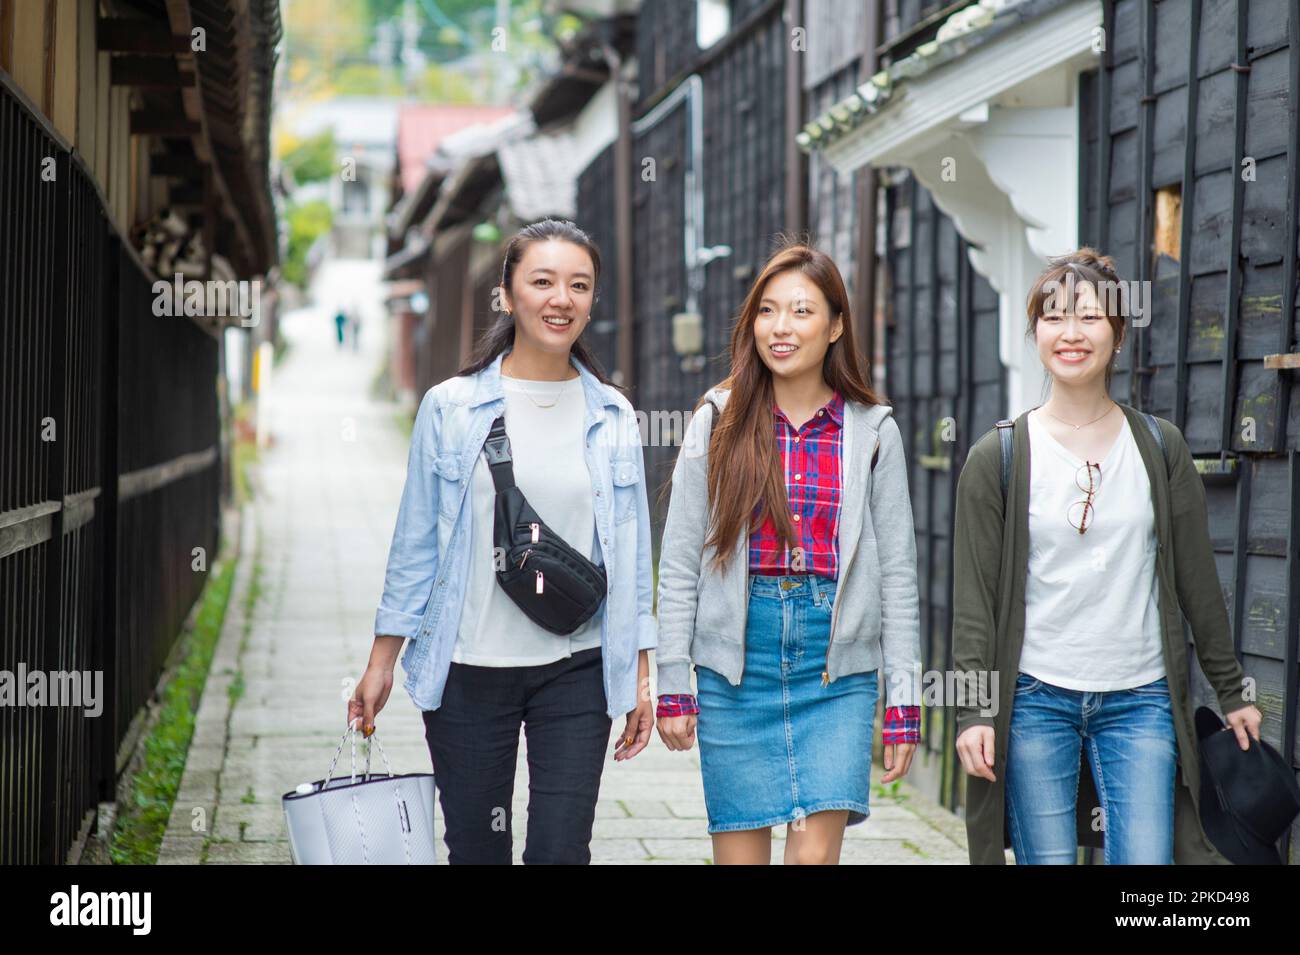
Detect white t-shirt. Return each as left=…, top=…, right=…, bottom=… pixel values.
left=1019, top=410, right=1166, bottom=691
left=451, top=373, right=604, bottom=666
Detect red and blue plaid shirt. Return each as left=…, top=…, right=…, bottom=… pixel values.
left=657, top=391, right=919, bottom=744
left=749, top=391, right=845, bottom=575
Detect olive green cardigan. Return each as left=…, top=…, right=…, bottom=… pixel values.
left=952, top=403, right=1249, bottom=864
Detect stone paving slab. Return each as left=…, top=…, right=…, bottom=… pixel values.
left=158, top=296, right=969, bottom=866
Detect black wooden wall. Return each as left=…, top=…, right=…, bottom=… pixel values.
left=630, top=0, right=789, bottom=514
left=881, top=174, right=1006, bottom=810
left=1080, top=0, right=1299, bottom=858
left=575, top=144, right=621, bottom=377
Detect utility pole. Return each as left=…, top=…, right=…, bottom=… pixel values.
left=401, top=0, right=423, bottom=96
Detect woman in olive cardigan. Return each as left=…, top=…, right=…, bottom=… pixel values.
left=951, top=248, right=1262, bottom=864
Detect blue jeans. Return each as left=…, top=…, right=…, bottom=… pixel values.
left=1005, top=672, right=1177, bottom=864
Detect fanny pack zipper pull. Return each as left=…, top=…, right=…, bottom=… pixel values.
left=530, top=522, right=540, bottom=543
left=535, top=570, right=544, bottom=594
left=518, top=548, right=532, bottom=569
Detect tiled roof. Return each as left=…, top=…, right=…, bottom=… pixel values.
left=496, top=130, right=580, bottom=220
left=396, top=104, right=514, bottom=195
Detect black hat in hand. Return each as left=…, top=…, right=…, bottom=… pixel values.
left=1195, top=706, right=1300, bottom=865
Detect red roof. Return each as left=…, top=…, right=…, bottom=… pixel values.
left=396, top=104, right=514, bottom=195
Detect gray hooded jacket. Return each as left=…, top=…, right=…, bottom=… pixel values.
left=655, top=386, right=922, bottom=706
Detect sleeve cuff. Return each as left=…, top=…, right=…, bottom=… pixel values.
left=881, top=705, right=921, bottom=745
left=374, top=606, right=423, bottom=640
left=655, top=659, right=693, bottom=696
left=656, top=694, right=699, bottom=717
left=637, top=615, right=658, bottom=650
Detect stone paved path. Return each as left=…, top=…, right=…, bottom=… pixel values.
left=159, top=275, right=969, bottom=865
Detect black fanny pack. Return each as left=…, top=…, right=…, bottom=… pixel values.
left=482, top=416, right=607, bottom=635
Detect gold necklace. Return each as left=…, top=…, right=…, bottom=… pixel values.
left=516, top=386, right=562, bottom=410
left=503, top=356, right=571, bottom=409
left=1045, top=401, right=1116, bottom=431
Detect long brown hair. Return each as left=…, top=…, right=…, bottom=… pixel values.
left=457, top=218, right=616, bottom=386
left=700, top=238, right=883, bottom=571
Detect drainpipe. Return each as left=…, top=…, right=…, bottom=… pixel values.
left=630, top=74, right=731, bottom=322
left=599, top=41, right=636, bottom=393
left=785, top=0, right=807, bottom=234
left=855, top=0, right=880, bottom=369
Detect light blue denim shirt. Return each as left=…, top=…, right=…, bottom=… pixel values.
left=374, top=349, right=656, bottom=719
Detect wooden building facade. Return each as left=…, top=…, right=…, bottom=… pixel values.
left=802, top=0, right=1299, bottom=858
left=0, top=0, right=280, bottom=864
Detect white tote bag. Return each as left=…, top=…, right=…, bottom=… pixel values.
left=281, top=719, right=437, bottom=864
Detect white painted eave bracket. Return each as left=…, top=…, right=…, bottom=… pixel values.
left=824, top=0, right=1103, bottom=176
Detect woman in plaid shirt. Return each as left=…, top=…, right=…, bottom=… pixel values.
left=655, top=239, right=923, bottom=864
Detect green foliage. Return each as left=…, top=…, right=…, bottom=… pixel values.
left=282, top=129, right=337, bottom=186
left=282, top=200, right=333, bottom=288
left=108, top=552, right=238, bottom=864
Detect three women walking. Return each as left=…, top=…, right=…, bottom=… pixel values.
left=355, top=216, right=1258, bottom=866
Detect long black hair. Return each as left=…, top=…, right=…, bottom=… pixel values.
left=456, top=218, right=617, bottom=387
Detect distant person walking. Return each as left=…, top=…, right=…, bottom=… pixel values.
left=334, top=308, right=346, bottom=347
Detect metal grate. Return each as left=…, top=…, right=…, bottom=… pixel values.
left=0, top=75, right=221, bottom=865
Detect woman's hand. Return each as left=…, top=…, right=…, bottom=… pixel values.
left=956, top=725, right=997, bottom=782
left=880, top=742, right=916, bottom=783
left=614, top=649, right=654, bottom=761
left=348, top=664, right=393, bottom=738
left=657, top=715, right=697, bottom=751
left=348, top=637, right=404, bottom=736
left=1224, top=704, right=1263, bottom=750
left=615, top=697, right=654, bottom=760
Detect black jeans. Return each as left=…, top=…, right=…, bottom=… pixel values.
left=422, top=647, right=612, bottom=864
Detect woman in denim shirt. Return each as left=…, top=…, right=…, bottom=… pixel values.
left=351, top=219, right=656, bottom=864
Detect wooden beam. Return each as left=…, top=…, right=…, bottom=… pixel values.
left=168, top=184, right=204, bottom=206
left=0, top=0, right=15, bottom=75
left=130, top=111, right=199, bottom=136
left=97, top=17, right=190, bottom=54
left=110, top=55, right=195, bottom=87
left=42, top=0, right=55, bottom=116
left=149, top=152, right=198, bottom=176
left=1263, top=353, right=1300, bottom=370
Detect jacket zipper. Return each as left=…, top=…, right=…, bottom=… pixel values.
left=822, top=431, right=873, bottom=686
left=737, top=528, right=750, bottom=682
left=823, top=540, right=856, bottom=686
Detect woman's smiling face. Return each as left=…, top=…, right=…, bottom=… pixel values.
left=1035, top=279, right=1119, bottom=387
left=752, top=268, right=842, bottom=382
left=502, top=239, right=595, bottom=357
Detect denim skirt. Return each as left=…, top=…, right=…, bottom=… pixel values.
left=695, top=574, right=879, bottom=833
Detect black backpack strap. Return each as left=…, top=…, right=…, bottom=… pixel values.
left=482, top=416, right=516, bottom=493
left=995, top=419, right=1015, bottom=503
left=1139, top=411, right=1169, bottom=472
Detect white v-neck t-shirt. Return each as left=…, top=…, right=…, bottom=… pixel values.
left=451, top=373, right=604, bottom=666
left=1019, top=410, right=1165, bottom=691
